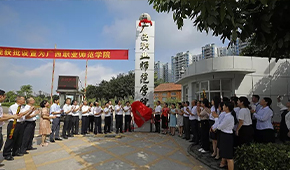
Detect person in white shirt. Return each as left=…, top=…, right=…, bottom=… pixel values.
left=250, top=95, right=262, bottom=131
left=62, top=98, right=73, bottom=139
left=277, top=96, right=290, bottom=142
left=123, top=101, right=132, bottom=132
left=88, top=102, right=95, bottom=133
left=115, top=100, right=124, bottom=134
left=187, top=100, right=198, bottom=144
left=50, top=96, right=63, bottom=142
left=81, top=101, right=90, bottom=136
left=103, top=102, right=112, bottom=134
left=212, top=101, right=237, bottom=170
left=20, top=97, right=40, bottom=154
left=253, top=97, right=275, bottom=143
left=236, top=97, right=254, bottom=146
left=71, top=100, right=80, bottom=135
left=154, top=101, right=162, bottom=133
left=183, top=101, right=191, bottom=140
left=3, top=96, right=34, bottom=160
left=0, top=90, right=20, bottom=164
left=108, top=101, right=114, bottom=132
left=93, top=102, right=103, bottom=135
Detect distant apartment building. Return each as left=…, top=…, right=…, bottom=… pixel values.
left=218, top=39, right=249, bottom=57
left=154, top=61, right=172, bottom=82
left=192, top=54, right=203, bottom=62
left=202, top=43, right=219, bottom=59
left=171, top=51, right=193, bottom=82
left=154, top=61, right=162, bottom=79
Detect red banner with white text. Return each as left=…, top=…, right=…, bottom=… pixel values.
left=0, top=46, right=128, bottom=60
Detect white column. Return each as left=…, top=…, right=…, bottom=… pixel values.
left=134, top=20, right=155, bottom=108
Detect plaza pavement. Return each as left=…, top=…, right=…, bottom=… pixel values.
left=0, top=107, right=210, bottom=170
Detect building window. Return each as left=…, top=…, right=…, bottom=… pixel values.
left=162, top=97, right=167, bottom=102
left=154, top=93, right=158, bottom=97
left=162, top=93, right=167, bottom=97
left=171, top=92, right=176, bottom=96
left=171, top=97, right=176, bottom=100
left=192, top=79, right=232, bottom=100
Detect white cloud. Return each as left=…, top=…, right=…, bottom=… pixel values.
left=0, top=59, right=120, bottom=94
left=102, top=0, right=225, bottom=60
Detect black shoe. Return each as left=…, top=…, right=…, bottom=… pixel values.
left=55, top=138, right=62, bottom=141
left=27, top=147, right=37, bottom=150
left=22, top=151, right=29, bottom=154
left=50, top=140, right=55, bottom=143
left=192, top=142, right=198, bottom=145
left=0, top=163, right=4, bottom=167
left=98, top=132, right=103, bottom=134
left=182, top=137, right=186, bottom=139
left=4, top=156, right=14, bottom=161
left=12, top=153, right=24, bottom=157
left=63, top=136, right=68, bottom=139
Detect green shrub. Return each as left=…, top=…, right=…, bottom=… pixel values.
left=235, top=142, right=290, bottom=170
left=1, top=102, right=14, bottom=107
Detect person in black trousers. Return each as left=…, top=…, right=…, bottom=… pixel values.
left=103, top=102, right=111, bottom=133
left=93, top=102, right=103, bottom=135
left=0, top=90, right=21, bottom=164
left=71, top=100, right=81, bottom=135
left=88, top=102, right=94, bottom=133
left=81, top=101, right=90, bottom=136
left=3, top=96, right=34, bottom=160
left=124, top=101, right=132, bottom=132
left=154, top=101, right=162, bottom=133
left=197, top=99, right=211, bottom=153
left=115, top=100, right=124, bottom=134
left=183, top=101, right=190, bottom=140
left=20, top=97, right=39, bottom=154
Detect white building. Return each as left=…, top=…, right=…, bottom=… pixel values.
left=202, top=43, right=219, bottom=59
left=154, top=61, right=162, bottom=79
left=193, top=54, right=203, bottom=62
left=176, top=56, right=290, bottom=121
left=171, top=51, right=193, bottom=82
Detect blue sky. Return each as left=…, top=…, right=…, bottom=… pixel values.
left=0, top=0, right=225, bottom=94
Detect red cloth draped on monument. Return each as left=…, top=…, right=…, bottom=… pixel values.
left=131, top=101, right=152, bottom=127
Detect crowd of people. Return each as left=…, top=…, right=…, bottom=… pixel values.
left=152, top=95, right=290, bottom=170
left=1, top=88, right=290, bottom=169
left=0, top=90, right=134, bottom=165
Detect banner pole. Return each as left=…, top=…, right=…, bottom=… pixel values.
left=84, top=59, right=88, bottom=100
left=50, top=44, right=56, bottom=104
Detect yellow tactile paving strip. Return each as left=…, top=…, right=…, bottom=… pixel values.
left=1, top=133, right=207, bottom=170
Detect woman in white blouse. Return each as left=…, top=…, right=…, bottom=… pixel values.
left=236, top=97, right=254, bottom=146
left=253, top=97, right=275, bottom=143
left=212, top=101, right=237, bottom=170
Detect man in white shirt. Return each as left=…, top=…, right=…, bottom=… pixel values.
left=62, top=98, right=73, bottom=139
left=88, top=102, right=95, bottom=133
left=93, top=102, right=103, bottom=135
left=50, top=96, right=63, bottom=142
left=20, top=97, right=39, bottom=154
left=0, top=90, right=20, bottom=165
left=3, top=96, right=34, bottom=160
left=103, top=102, right=112, bottom=134
left=81, top=101, right=90, bottom=136
left=183, top=101, right=190, bottom=140
left=71, top=100, right=80, bottom=135
left=115, top=100, right=124, bottom=134
left=154, top=101, right=162, bottom=133
left=109, top=101, right=114, bottom=132
left=251, top=95, right=262, bottom=130
left=188, top=100, right=198, bottom=144
left=124, top=101, right=132, bottom=132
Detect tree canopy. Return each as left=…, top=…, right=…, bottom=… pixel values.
left=148, top=0, right=290, bottom=61
left=85, top=71, right=135, bottom=101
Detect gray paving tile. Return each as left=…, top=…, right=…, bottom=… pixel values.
left=145, top=145, right=173, bottom=156
left=150, top=159, right=192, bottom=170
left=168, top=151, right=192, bottom=165
left=107, top=145, right=136, bottom=156
left=62, top=138, right=87, bottom=147
left=125, top=151, right=157, bottom=166
left=71, top=145, right=97, bottom=155
left=95, top=159, right=136, bottom=170
left=80, top=150, right=113, bottom=164
left=37, top=158, right=84, bottom=170
left=1, top=157, right=26, bottom=170
left=32, top=150, right=70, bottom=165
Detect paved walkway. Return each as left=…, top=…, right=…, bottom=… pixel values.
left=1, top=131, right=210, bottom=170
